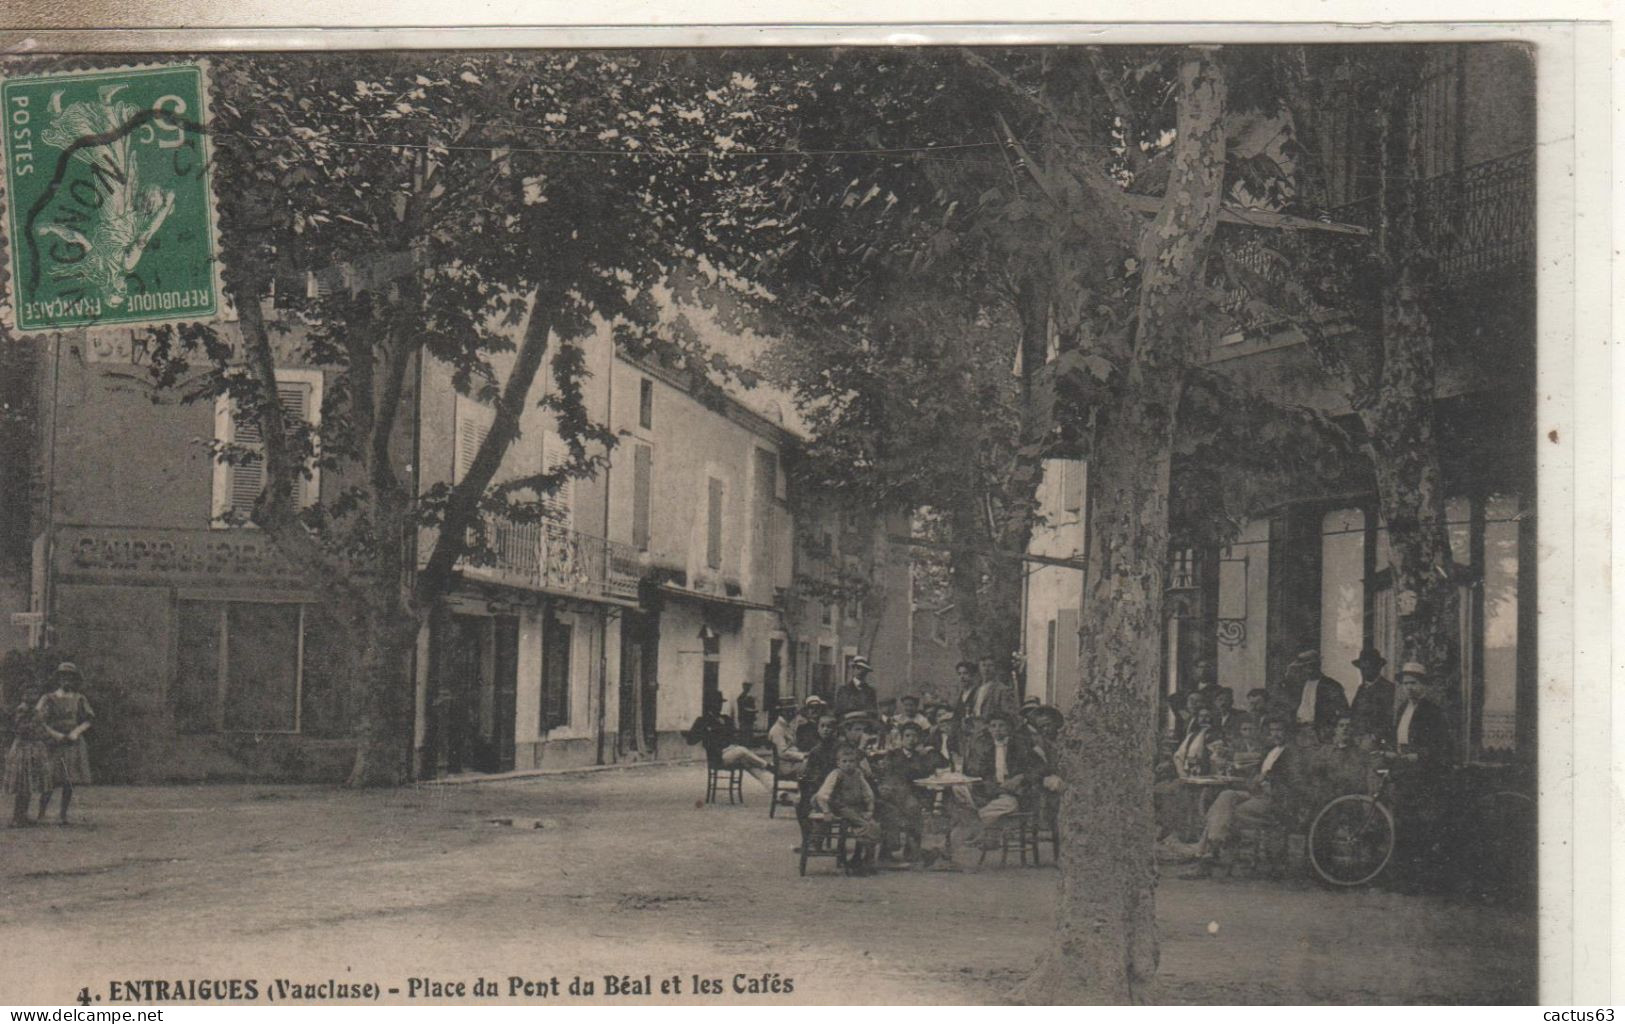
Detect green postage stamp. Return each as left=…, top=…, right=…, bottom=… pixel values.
left=1, top=62, right=222, bottom=334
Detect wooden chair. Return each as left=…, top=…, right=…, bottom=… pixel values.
left=705, top=752, right=745, bottom=805
left=767, top=748, right=792, bottom=818
left=798, top=812, right=852, bottom=875
left=977, top=810, right=1042, bottom=867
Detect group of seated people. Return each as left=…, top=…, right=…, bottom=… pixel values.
left=1154, top=647, right=1450, bottom=879
left=686, top=691, right=1069, bottom=877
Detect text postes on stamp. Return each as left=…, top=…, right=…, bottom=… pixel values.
left=1, top=62, right=221, bottom=334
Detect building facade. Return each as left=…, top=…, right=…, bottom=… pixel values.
left=1025, top=43, right=1537, bottom=764
left=14, top=303, right=909, bottom=781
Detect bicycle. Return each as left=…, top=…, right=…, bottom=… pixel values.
left=1307, top=759, right=1536, bottom=894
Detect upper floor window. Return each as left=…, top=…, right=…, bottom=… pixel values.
left=638, top=378, right=654, bottom=430
left=454, top=399, right=492, bottom=485
left=706, top=476, right=724, bottom=570
left=212, top=370, right=322, bottom=525
left=541, top=432, right=575, bottom=526
left=632, top=443, right=653, bottom=552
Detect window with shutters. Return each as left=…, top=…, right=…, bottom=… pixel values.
left=706, top=476, right=724, bottom=570
left=632, top=444, right=652, bottom=552
left=454, top=398, right=493, bottom=485
left=541, top=432, right=574, bottom=526
left=212, top=369, right=323, bottom=526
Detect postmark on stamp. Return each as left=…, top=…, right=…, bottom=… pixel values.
left=1, top=62, right=222, bottom=334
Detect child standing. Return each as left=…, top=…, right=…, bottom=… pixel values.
left=814, top=744, right=882, bottom=876
left=37, top=663, right=94, bottom=825
left=4, top=682, right=53, bottom=827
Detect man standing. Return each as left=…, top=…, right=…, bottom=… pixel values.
left=831, top=656, right=879, bottom=718
left=1290, top=649, right=1350, bottom=741
left=1348, top=647, right=1398, bottom=749
left=1393, top=662, right=1449, bottom=765
left=734, top=681, right=759, bottom=745
left=1389, top=661, right=1451, bottom=883
left=955, top=659, right=1018, bottom=753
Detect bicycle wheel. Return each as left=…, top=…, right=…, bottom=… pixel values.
left=1309, top=794, right=1396, bottom=887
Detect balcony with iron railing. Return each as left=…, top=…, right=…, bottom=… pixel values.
left=436, top=517, right=644, bottom=604
left=1325, top=148, right=1534, bottom=286
left=1210, top=148, right=1534, bottom=347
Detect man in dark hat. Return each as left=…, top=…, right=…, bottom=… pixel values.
left=1348, top=646, right=1397, bottom=749
left=1288, top=648, right=1349, bottom=742
left=831, top=656, right=879, bottom=719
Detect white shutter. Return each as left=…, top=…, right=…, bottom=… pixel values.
left=223, top=379, right=317, bottom=519
left=455, top=413, right=489, bottom=484
left=277, top=382, right=312, bottom=508
left=542, top=433, right=573, bottom=525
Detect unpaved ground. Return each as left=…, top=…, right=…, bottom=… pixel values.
left=0, top=763, right=1534, bottom=1005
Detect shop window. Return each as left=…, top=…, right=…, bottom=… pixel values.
left=174, top=599, right=343, bottom=734
left=212, top=370, right=323, bottom=524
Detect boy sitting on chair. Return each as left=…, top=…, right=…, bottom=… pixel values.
left=814, top=744, right=882, bottom=876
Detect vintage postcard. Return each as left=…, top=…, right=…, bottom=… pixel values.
left=0, top=13, right=1608, bottom=1009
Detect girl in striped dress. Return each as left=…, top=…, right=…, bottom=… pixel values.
left=4, top=682, right=53, bottom=827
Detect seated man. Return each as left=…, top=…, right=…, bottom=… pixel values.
left=795, top=715, right=844, bottom=840
left=838, top=711, right=882, bottom=769
left=766, top=700, right=805, bottom=766
left=960, top=712, right=1037, bottom=842
left=1026, top=705, right=1066, bottom=825
left=1177, top=717, right=1305, bottom=877
left=927, top=707, right=961, bottom=771
left=1213, top=687, right=1248, bottom=736
left=1172, top=706, right=1217, bottom=778
left=682, top=700, right=774, bottom=793
left=1229, top=717, right=1265, bottom=776
left=1308, top=713, right=1378, bottom=807
left=891, top=694, right=932, bottom=736
left=873, top=720, right=944, bottom=861
left=1244, top=687, right=1269, bottom=725
left=813, top=744, right=882, bottom=876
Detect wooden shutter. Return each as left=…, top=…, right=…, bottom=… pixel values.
left=455, top=412, right=489, bottom=484
left=632, top=444, right=652, bottom=551
left=277, top=382, right=311, bottom=508
left=542, top=433, right=574, bottom=525
left=228, top=382, right=314, bottom=518
left=706, top=476, right=723, bottom=569
left=1062, top=460, right=1085, bottom=513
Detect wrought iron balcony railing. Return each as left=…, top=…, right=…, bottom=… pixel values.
left=450, top=518, right=643, bottom=602
left=1328, top=148, right=1534, bottom=286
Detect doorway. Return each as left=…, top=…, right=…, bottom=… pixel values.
left=618, top=610, right=661, bottom=756
left=434, top=613, right=518, bottom=775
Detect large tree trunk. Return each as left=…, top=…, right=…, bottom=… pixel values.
left=1360, top=265, right=1459, bottom=686
left=1018, top=410, right=1172, bottom=1003
left=1016, top=48, right=1226, bottom=1005
left=346, top=597, right=421, bottom=787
